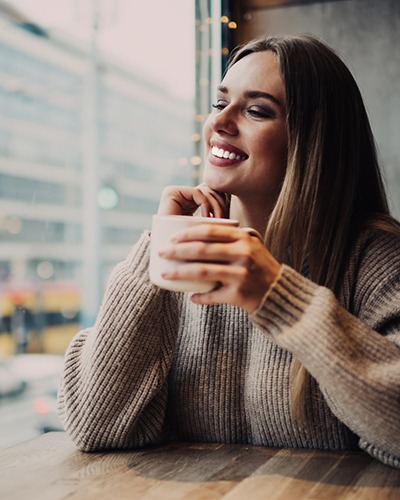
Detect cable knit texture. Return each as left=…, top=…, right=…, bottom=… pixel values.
left=57, top=229, right=400, bottom=468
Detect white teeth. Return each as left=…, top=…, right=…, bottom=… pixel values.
left=211, top=145, right=245, bottom=160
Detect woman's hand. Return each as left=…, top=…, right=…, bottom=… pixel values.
left=158, top=224, right=282, bottom=313
left=157, top=184, right=229, bottom=219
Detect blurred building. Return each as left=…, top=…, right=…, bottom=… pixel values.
left=0, top=5, right=194, bottom=338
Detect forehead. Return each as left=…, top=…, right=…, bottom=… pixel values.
left=222, top=51, right=285, bottom=102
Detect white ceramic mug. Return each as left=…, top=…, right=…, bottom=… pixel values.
left=149, top=215, right=239, bottom=292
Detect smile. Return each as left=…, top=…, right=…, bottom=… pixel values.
left=211, top=146, right=247, bottom=160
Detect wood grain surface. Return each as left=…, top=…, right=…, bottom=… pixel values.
left=1, top=432, right=399, bottom=499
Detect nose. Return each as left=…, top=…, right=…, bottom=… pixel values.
left=209, top=106, right=238, bottom=136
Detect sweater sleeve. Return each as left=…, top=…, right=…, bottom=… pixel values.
left=249, top=232, right=400, bottom=468
left=57, top=232, right=180, bottom=451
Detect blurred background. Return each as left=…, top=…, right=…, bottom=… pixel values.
left=0, top=0, right=399, bottom=450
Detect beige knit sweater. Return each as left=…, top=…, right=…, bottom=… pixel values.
left=57, top=229, right=400, bottom=468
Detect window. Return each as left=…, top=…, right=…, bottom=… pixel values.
left=0, top=0, right=202, bottom=450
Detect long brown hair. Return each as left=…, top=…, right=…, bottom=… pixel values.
left=227, top=34, right=399, bottom=421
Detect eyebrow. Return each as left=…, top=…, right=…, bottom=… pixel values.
left=217, top=85, right=283, bottom=108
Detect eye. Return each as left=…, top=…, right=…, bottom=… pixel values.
left=247, top=106, right=275, bottom=119
left=211, top=100, right=227, bottom=111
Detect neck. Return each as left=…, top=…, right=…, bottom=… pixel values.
left=229, top=195, right=274, bottom=236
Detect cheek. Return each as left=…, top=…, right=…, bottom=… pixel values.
left=261, top=129, right=288, bottom=162
left=254, top=133, right=288, bottom=183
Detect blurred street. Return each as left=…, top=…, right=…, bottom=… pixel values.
left=0, top=373, right=61, bottom=450
left=0, top=323, right=78, bottom=357
left=0, top=326, right=77, bottom=450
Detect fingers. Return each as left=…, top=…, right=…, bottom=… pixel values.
left=241, top=227, right=263, bottom=242
left=198, top=184, right=230, bottom=219
left=157, top=184, right=229, bottom=218
left=161, top=227, right=258, bottom=263
left=159, top=227, right=281, bottom=313
left=170, top=224, right=241, bottom=245
left=191, top=187, right=226, bottom=219
left=161, top=259, right=268, bottom=313
left=157, top=186, right=198, bottom=216
left=159, top=241, right=230, bottom=264
left=161, top=261, right=247, bottom=284
left=190, top=252, right=281, bottom=314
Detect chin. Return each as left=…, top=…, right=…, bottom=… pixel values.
left=203, top=172, right=231, bottom=194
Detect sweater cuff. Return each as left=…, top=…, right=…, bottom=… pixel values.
left=250, top=264, right=320, bottom=337
left=359, top=439, right=400, bottom=469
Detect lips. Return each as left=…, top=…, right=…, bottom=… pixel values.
left=210, top=139, right=248, bottom=161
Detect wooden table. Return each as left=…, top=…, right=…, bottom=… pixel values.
left=1, top=432, right=399, bottom=499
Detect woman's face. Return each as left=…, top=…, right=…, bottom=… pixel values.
left=203, top=50, right=288, bottom=206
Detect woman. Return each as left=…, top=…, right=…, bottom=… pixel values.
left=58, top=34, right=400, bottom=468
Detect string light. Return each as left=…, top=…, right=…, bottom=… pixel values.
left=190, top=156, right=202, bottom=166
left=194, top=11, right=241, bottom=183
left=192, top=133, right=201, bottom=142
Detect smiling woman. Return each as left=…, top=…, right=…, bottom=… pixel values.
left=203, top=51, right=288, bottom=216
left=57, top=33, right=400, bottom=469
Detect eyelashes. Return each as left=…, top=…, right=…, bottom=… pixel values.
left=211, top=102, right=275, bottom=119
left=247, top=107, right=275, bottom=119
left=212, top=103, right=226, bottom=110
